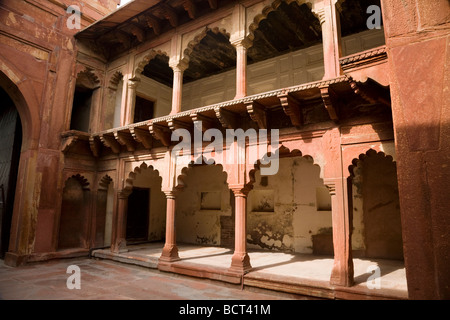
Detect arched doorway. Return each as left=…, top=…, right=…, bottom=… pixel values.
left=0, top=86, right=22, bottom=258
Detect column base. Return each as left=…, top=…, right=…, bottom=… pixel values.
left=229, top=252, right=252, bottom=274
left=4, top=252, right=29, bottom=267
left=111, top=239, right=128, bottom=254
left=159, top=244, right=180, bottom=263
left=330, top=260, right=354, bottom=287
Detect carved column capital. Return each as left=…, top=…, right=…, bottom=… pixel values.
left=230, top=185, right=252, bottom=197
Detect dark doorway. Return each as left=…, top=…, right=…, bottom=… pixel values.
left=133, top=96, right=154, bottom=123
left=0, top=87, right=22, bottom=258
left=70, top=87, right=93, bottom=132
left=126, top=187, right=149, bottom=241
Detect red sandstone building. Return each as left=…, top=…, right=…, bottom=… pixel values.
left=0, top=0, right=449, bottom=300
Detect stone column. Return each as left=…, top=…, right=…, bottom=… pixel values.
left=124, top=78, right=140, bottom=125
left=111, top=189, right=130, bottom=253
left=159, top=190, right=180, bottom=262
left=314, top=0, right=343, bottom=79
left=325, top=178, right=354, bottom=287
left=231, top=39, right=250, bottom=99
left=170, top=61, right=188, bottom=115
left=229, top=187, right=252, bottom=274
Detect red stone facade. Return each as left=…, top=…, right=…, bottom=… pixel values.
left=0, top=0, right=448, bottom=300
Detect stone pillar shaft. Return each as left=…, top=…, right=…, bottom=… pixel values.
left=160, top=191, right=180, bottom=262
left=229, top=187, right=252, bottom=274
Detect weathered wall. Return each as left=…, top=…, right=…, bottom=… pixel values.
left=247, top=156, right=332, bottom=254
left=381, top=0, right=450, bottom=299
left=176, top=165, right=232, bottom=246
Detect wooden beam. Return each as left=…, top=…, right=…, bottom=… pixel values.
left=130, top=127, right=153, bottom=149
left=128, top=24, right=145, bottom=43
left=149, top=123, right=172, bottom=147
left=320, top=86, right=339, bottom=122
left=161, top=3, right=178, bottom=27
left=278, top=93, right=303, bottom=127
left=100, top=134, right=121, bottom=154
left=114, top=131, right=136, bottom=152
left=183, top=0, right=197, bottom=19
left=145, top=14, right=161, bottom=35
left=246, top=100, right=267, bottom=129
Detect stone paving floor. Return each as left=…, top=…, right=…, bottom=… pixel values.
left=0, top=257, right=304, bottom=300
left=93, top=242, right=408, bottom=296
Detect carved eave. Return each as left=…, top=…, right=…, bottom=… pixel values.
left=114, top=131, right=136, bottom=152
left=130, top=127, right=153, bottom=149
left=149, top=123, right=172, bottom=147
left=320, top=85, right=339, bottom=122
left=100, top=133, right=121, bottom=154
left=278, top=93, right=303, bottom=127
left=340, top=46, right=387, bottom=72
left=246, top=100, right=267, bottom=129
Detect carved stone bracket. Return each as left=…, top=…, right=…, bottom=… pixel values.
left=149, top=123, right=172, bottom=147
left=100, top=133, right=121, bottom=154
left=350, top=79, right=391, bottom=107
left=246, top=100, right=267, bottom=129
left=129, top=127, right=153, bottom=149
left=215, top=107, right=239, bottom=129
left=61, top=136, right=78, bottom=153
left=168, top=119, right=191, bottom=131
left=190, top=113, right=215, bottom=132
left=114, top=131, right=136, bottom=152
left=89, top=136, right=101, bottom=157
left=320, top=85, right=339, bottom=122
left=278, top=93, right=303, bottom=127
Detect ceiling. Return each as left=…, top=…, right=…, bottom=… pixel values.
left=77, top=0, right=383, bottom=85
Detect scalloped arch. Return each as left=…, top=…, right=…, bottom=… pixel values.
left=124, top=162, right=163, bottom=192
left=175, top=156, right=228, bottom=189
left=65, top=174, right=90, bottom=190
left=181, top=27, right=232, bottom=66
left=348, top=149, right=395, bottom=177
left=76, top=67, right=101, bottom=89
left=134, top=49, right=170, bottom=78
left=246, top=0, right=317, bottom=45
left=99, top=174, right=113, bottom=190
left=247, top=145, right=321, bottom=187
